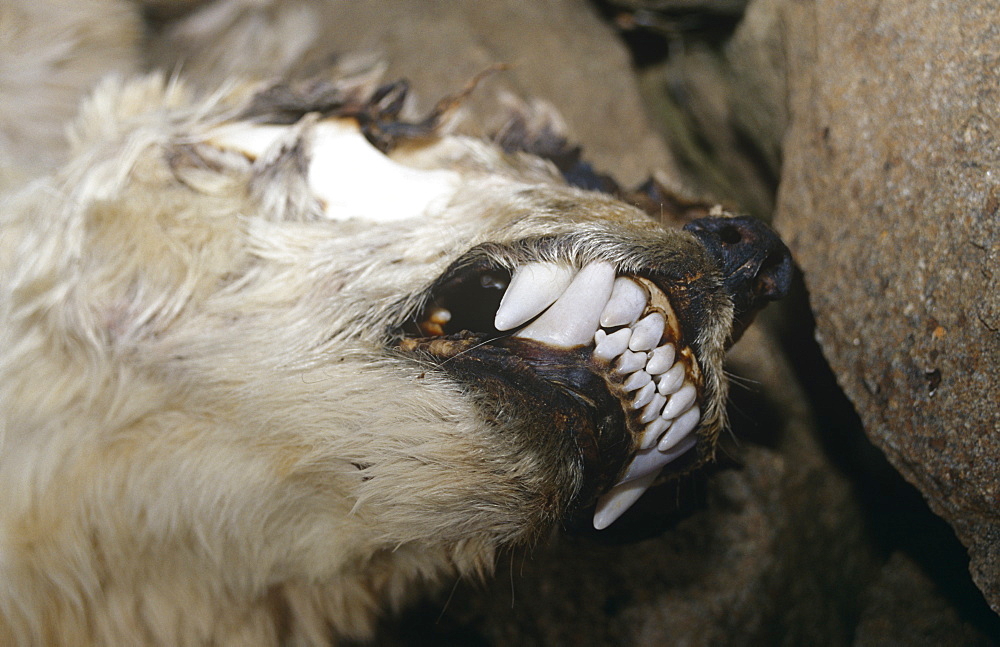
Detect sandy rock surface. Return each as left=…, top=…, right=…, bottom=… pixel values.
left=773, top=0, right=1000, bottom=613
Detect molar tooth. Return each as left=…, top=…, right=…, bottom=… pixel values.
left=615, top=350, right=647, bottom=375
left=515, top=262, right=615, bottom=347
left=593, top=328, right=632, bottom=361
left=656, top=363, right=685, bottom=395
left=631, top=381, right=657, bottom=409
left=628, top=312, right=664, bottom=351
left=617, top=435, right=698, bottom=484
left=661, top=383, right=697, bottom=420
left=593, top=471, right=658, bottom=530
left=646, top=344, right=676, bottom=375
left=639, top=393, right=667, bottom=423
left=600, top=277, right=647, bottom=327
left=639, top=418, right=670, bottom=449
left=494, top=262, right=576, bottom=331
left=658, top=406, right=700, bottom=451
left=623, top=370, right=651, bottom=392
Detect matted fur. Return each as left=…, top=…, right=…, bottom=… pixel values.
left=0, top=4, right=745, bottom=646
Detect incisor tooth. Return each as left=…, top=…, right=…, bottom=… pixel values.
left=646, top=344, right=676, bottom=374
left=615, top=350, right=647, bottom=374
left=494, top=262, right=576, bottom=331
left=628, top=312, right=664, bottom=351
left=639, top=417, right=670, bottom=449
left=657, top=363, right=685, bottom=395
left=631, top=381, right=657, bottom=409
left=662, top=383, right=697, bottom=420
left=623, top=370, right=652, bottom=392
left=515, top=262, right=616, bottom=347
left=658, top=406, right=700, bottom=451
left=593, top=328, right=632, bottom=361
left=640, top=393, right=667, bottom=423
left=600, top=277, right=647, bottom=327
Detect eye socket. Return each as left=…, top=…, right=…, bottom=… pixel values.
left=412, top=267, right=511, bottom=337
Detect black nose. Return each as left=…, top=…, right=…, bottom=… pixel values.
left=683, top=215, right=793, bottom=322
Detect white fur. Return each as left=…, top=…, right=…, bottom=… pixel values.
left=210, top=120, right=462, bottom=222
left=0, top=4, right=732, bottom=645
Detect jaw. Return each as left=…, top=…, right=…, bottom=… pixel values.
left=394, top=242, right=731, bottom=531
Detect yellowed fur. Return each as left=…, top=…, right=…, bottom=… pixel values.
left=0, top=4, right=736, bottom=645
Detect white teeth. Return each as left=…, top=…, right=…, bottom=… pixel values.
left=657, top=363, right=685, bottom=395
left=638, top=417, right=670, bottom=449
left=615, top=350, right=647, bottom=375
left=645, top=344, right=675, bottom=375
left=494, top=262, right=576, bottom=331
left=623, top=370, right=651, bottom=392
left=658, top=406, right=700, bottom=451
left=593, top=328, right=632, bottom=361
left=618, top=434, right=698, bottom=485
left=628, top=312, right=665, bottom=352
left=631, top=381, right=657, bottom=409
left=515, top=262, right=615, bottom=347
left=592, top=470, right=659, bottom=530
left=662, top=383, right=697, bottom=420
left=494, top=262, right=702, bottom=531
left=600, top=277, right=648, bottom=328
left=639, top=393, right=667, bottom=423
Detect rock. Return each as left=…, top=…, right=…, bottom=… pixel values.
left=854, top=553, right=996, bottom=647
left=147, top=0, right=678, bottom=187
left=773, top=0, right=1000, bottom=613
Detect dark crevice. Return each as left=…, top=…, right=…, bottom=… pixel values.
left=776, top=273, right=1000, bottom=638
left=590, top=0, right=744, bottom=68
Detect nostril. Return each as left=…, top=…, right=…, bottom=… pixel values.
left=717, top=225, right=742, bottom=246
left=760, top=250, right=785, bottom=273
left=754, top=249, right=793, bottom=301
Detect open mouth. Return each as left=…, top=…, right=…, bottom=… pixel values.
left=397, top=257, right=707, bottom=530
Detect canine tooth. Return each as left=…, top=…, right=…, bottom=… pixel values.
left=628, top=312, right=665, bottom=352
left=515, top=262, right=616, bottom=347
left=646, top=344, right=675, bottom=375
left=661, top=383, right=697, bottom=420
left=631, top=381, right=657, bottom=409
left=593, top=328, right=632, bottom=361
left=658, top=406, right=700, bottom=451
left=594, top=434, right=700, bottom=529
left=623, top=370, right=651, bottom=392
left=494, top=262, right=575, bottom=331
left=600, top=277, right=647, bottom=327
left=656, top=363, right=685, bottom=395
left=639, top=417, right=670, bottom=449
left=618, top=435, right=698, bottom=484
left=593, top=471, right=658, bottom=530
left=639, top=393, right=667, bottom=423
left=615, top=350, right=647, bottom=374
